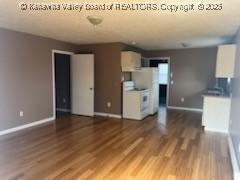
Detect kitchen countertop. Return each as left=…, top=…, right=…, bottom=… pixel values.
left=202, top=93, right=231, bottom=99
left=128, top=89, right=150, bottom=93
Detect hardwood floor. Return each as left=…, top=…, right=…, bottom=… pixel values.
left=0, top=108, right=232, bottom=180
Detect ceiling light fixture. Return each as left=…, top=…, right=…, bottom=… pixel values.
left=87, top=15, right=103, bottom=26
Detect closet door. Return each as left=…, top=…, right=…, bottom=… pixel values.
left=71, top=54, right=94, bottom=116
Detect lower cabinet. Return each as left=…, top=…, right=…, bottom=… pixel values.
left=202, top=96, right=231, bottom=132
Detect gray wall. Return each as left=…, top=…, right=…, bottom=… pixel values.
left=0, top=28, right=78, bottom=131
left=229, top=28, right=240, bottom=166
left=77, top=43, right=123, bottom=115
left=76, top=43, right=145, bottom=115
left=0, top=27, right=219, bottom=132
left=0, top=28, right=141, bottom=132
left=145, top=48, right=217, bottom=109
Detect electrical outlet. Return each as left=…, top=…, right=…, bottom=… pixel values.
left=170, top=80, right=174, bottom=85
left=19, top=111, right=24, bottom=117
left=181, top=98, right=185, bottom=102
left=107, top=102, right=111, bottom=108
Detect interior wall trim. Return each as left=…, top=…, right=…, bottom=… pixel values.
left=228, top=135, right=240, bottom=180
left=94, top=112, right=122, bottom=119
left=167, top=106, right=203, bottom=112
left=0, top=117, right=55, bottom=136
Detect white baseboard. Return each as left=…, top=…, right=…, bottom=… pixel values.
left=228, top=135, right=240, bottom=180
left=109, top=114, right=122, bottom=119
left=168, top=106, right=203, bottom=112
left=94, top=112, right=108, bottom=117
left=0, top=117, right=55, bottom=136
left=94, top=112, right=122, bottom=119
left=204, top=127, right=228, bottom=134
left=56, top=108, right=70, bottom=112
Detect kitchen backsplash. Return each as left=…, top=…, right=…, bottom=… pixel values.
left=216, top=78, right=232, bottom=96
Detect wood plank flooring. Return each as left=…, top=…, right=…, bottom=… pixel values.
left=0, top=108, right=232, bottom=180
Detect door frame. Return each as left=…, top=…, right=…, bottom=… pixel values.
left=52, top=49, right=74, bottom=119
left=147, top=57, right=171, bottom=108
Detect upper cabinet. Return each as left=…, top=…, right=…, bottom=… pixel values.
left=216, top=44, right=236, bottom=78
left=121, top=51, right=141, bottom=72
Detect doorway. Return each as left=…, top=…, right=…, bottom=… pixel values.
left=52, top=51, right=95, bottom=119
left=149, top=58, right=170, bottom=107
left=54, top=51, right=72, bottom=117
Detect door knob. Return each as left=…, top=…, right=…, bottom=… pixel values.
left=89, top=88, right=93, bottom=90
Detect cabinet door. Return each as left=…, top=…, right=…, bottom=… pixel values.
left=121, top=52, right=131, bottom=68
left=202, top=97, right=231, bottom=132
left=132, top=53, right=141, bottom=68
left=216, top=44, right=236, bottom=78
left=121, top=51, right=141, bottom=71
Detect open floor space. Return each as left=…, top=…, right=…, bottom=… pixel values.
left=0, top=109, right=232, bottom=180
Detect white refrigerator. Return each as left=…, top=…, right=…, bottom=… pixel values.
left=132, top=68, right=159, bottom=115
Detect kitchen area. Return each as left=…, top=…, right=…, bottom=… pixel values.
left=121, top=51, right=159, bottom=120
left=121, top=44, right=236, bottom=133
left=202, top=44, right=236, bottom=133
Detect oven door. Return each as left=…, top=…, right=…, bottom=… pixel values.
left=141, top=92, right=149, bottom=111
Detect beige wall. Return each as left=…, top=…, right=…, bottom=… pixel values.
left=0, top=28, right=78, bottom=131
left=145, top=48, right=217, bottom=109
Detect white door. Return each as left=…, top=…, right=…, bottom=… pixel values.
left=71, top=54, right=94, bottom=116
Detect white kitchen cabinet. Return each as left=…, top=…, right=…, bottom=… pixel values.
left=216, top=44, right=236, bottom=78
left=202, top=95, right=231, bottom=132
left=121, top=51, right=141, bottom=72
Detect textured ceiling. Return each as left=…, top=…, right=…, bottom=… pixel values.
left=0, top=0, right=240, bottom=50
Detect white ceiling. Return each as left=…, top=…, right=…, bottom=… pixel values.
left=0, top=0, right=240, bottom=50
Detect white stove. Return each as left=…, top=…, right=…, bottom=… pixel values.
left=122, top=81, right=150, bottom=120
